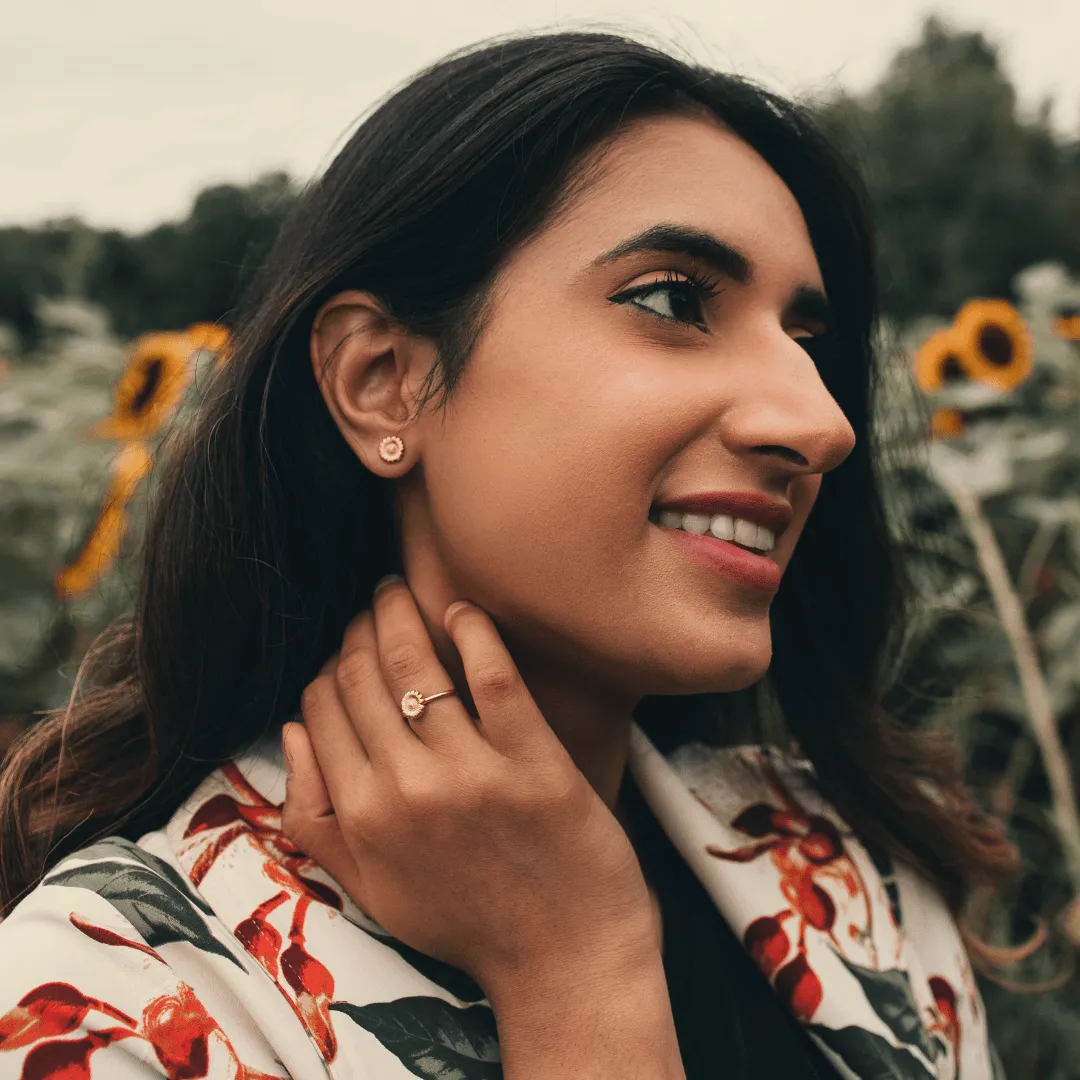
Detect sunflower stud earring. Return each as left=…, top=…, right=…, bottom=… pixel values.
left=378, top=435, right=405, bottom=463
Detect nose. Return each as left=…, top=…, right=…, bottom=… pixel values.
left=720, top=330, right=856, bottom=478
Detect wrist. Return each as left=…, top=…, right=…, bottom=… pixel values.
left=480, top=909, right=660, bottom=1007
left=487, top=951, right=683, bottom=1080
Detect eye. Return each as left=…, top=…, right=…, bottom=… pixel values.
left=608, top=269, right=722, bottom=332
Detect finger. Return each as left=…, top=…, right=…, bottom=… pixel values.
left=281, top=721, right=332, bottom=819
left=443, top=601, right=566, bottom=762
left=281, top=723, right=368, bottom=903
left=299, top=650, right=372, bottom=806
left=372, top=578, right=479, bottom=751
left=336, top=607, right=424, bottom=763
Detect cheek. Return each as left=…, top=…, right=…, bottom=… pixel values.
left=776, top=475, right=823, bottom=567
left=419, top=334, right=653, bottom=605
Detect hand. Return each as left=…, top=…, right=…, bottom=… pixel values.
left=280, top=580, right=656, bottom=999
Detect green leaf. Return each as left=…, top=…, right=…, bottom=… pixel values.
left=330, top=997, right=502, bottom=1080
left=832, top=952, right=940, bottom=1061
left=45, top=858, right=245, bottom=970
left=73, top=837, right=214, bottom=914
left=808, top=1024, right=936, bottom=1080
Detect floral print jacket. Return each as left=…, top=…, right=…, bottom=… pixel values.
left=0, top=723, right=1000, bottom=1080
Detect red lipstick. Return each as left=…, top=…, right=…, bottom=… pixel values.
left=650, top=490, right=791, bottom=592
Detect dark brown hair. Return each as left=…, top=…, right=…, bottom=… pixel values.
left=0, top=31, right=1015, bottom=915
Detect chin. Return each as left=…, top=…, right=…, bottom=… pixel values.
left=634, top=637, right=772, bottom=696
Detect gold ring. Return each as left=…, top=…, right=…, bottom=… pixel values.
left=401, top=688, right=457, bottom=720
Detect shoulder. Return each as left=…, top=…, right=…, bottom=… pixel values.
left=0, top=836, right=287, bottom=1078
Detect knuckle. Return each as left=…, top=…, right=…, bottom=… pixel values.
left=382, top=643, right=425, bottom=685
left=280, top=801, right=305, bottom=842
left=338, top=798, right=375, bottom=837
left=299, top=678, right=332, bottom=721
left=472, top=664, right=518, bottom=705
left=395, top=770, right=443, bottom=813
left=336, top=647, right=376, bottom=697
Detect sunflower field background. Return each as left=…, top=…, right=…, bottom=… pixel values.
left=3, top=14, right=1080, bottom=1078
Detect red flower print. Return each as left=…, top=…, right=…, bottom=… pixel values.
left=20, top=1026, right=139, bottom=1080
left=704, top=759, right=872, bottom=958
left=68, top=914, right=165, bottom=964
left=279, top=896, right=337, bottom=1062
left=182, top=778, right=343, bottom=911
left=0, top=979, right=287, bottom=1080
left=0, top=983, right=135, bottom=1051
left=929, top=975, right=961, bottom=1062
left=142, top=984, right=218, bottom=1079
left=774, top=953, right=823, bottom=1022
left=141, top=983, right=290, bottom=1080
left=234, top=892, right=289, bottom=978
left=744, top=915, right=792, bottom=978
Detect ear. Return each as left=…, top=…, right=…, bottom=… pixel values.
left=310, top=290, right=437, bottom=473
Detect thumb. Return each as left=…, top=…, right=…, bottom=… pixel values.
left=280, top=722, right=353, bottom=883
left=281, top=721, right=333, bottom=820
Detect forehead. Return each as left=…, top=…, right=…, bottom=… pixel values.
left=530, top=113, right=824, bottom=288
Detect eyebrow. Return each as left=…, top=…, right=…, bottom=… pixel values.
left=592, top=223, right=835, bottom=333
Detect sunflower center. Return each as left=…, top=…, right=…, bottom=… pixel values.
left=978, top=324, right=1013, bottom=367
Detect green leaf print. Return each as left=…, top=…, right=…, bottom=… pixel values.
left=330, top=996, right=502, bottom=1080
left=44, top=858, right=245, bottom=970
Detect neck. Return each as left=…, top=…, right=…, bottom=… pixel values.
left=403, top=592, right=636, bottom=813
left=398, top=498, right=642, bottom=813
left=428, top=615, right=639, bottom=811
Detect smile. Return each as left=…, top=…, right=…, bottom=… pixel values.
left=648, top=509, right=775, bottom=553
left=648, top=508, right=782, bottom=592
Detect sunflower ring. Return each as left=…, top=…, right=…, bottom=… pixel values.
left=400, top=688, right=458, bottom=721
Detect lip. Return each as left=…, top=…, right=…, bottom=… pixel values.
left=656, top=527, right=782, bottom=592
left=651, top=490, right=793, bottom=537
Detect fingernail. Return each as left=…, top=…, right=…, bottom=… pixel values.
left=373, top=573, right=405, bottom=598
left=444, top=600, right=471, bottom=623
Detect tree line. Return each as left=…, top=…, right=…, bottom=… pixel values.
left=2, top=17, right=1078, bottom=351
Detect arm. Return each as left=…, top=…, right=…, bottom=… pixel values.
left=487, top=947, right=686, bottom=1080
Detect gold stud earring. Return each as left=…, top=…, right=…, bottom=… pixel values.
left=378, top=434, right=405, bottom=463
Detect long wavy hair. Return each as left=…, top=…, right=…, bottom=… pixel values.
left=0, top=31, right=1016, bottom=915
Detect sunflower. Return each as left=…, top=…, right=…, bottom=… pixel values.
left=952, top=298, right=1033, bottom=392
left=186, top=322, right=229, bottom=352
left=54, top=442, right=152, bottom=598
left=929, top=407, right=966, bottom=439
left=1052, top=310, right=1080, bottom=343
left=94, top=331, right=194, bottom=441
left=913, top=328, right=974, bottom=393
left=186, top=322, right=231, bottom=368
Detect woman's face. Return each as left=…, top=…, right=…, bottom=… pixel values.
left=402, top=113, right=855, bottom=698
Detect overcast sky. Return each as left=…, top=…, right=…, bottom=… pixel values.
left=4, top=0, right=1079, bottom=230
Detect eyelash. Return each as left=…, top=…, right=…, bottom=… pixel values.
left=608, top=268, right=724, bottom=331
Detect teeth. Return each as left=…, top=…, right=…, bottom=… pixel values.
left=654, top=509, right=775, bottom=553
left=709, top=514, right=734, bottom=541
left=733, top=518, right=758, bottom=547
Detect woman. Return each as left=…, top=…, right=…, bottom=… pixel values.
left=0, top=31, right=1015, bottom=1080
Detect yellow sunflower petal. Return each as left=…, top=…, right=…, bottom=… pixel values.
left=186, top=322, right=230, bottom=353
left=930, top=407, right=966, bottom=439
left=55, top=503, right=126, bottom=599
left=953, top=298, right=1033, bottom=392
left=913, top=328, right=973, bottom=393
left=54, top=443, right=152, bottom=599
left=101, top=331, right=194, bottom=441
left=1052, top=314, right=1080, bottom=342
